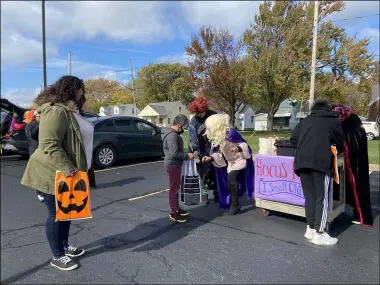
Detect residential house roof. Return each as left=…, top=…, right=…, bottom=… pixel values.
left=149, top=104, right=168, bottom=116
left=139, top=101, right=186, bottom=117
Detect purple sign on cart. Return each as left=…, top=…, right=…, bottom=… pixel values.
left=254, top=154, right=305, bottom=207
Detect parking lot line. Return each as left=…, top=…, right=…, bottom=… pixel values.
left=95, top=160, right=163, bottom=173
left=128, top=189, right=169, bottom=201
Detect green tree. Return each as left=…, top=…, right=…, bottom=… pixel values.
left=243, top=1, right=315, bottom=130
left=110, top=86, right=134, bottom=105
left=84, top=78, right=120, bottom=111
left=243, top=0, right=375, bottom=130
left=134, top=63, right=194, bottom=108
left=185, top=26, right=247, bottom=126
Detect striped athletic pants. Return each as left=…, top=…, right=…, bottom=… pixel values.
left=299, top=170, right=332, bottom=232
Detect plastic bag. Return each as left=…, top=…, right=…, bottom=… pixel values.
left=258, top=137, right=277, bottom=155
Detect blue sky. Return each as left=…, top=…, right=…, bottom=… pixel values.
left=1, top=1, right=379, bottom=107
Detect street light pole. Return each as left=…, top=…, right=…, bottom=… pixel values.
left=309, top=1, right=319, bottom=108
left=129, top=58, right=137, bottom=117
left=68, top=52, right=72, bottom=75
left=42, top=0, right=47, bottom=88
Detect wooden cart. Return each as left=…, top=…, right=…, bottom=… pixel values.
left=255, top=154, right=346, bottom=231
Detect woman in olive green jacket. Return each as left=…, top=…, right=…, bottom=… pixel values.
left=21, top=75, right=94, bottom=271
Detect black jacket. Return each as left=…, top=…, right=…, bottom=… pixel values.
left=25, top=121, right=39, bottom=156
left=188, top=110, right=217, bottom=156
left=290, top=109, right=344, bottom=175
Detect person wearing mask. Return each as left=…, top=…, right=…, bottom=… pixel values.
left=21, top=75, right=94, bottom=271
left=161, top=114, right=195, bottom=223
left=24, top=110, right=44, bottom=202
left=332, top=104, right=373, bottom=227
left=290, top=100, right=344, bottom=246
left=188, top=97, right=218, bottom=203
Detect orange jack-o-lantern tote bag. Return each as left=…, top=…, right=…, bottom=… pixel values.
left=55, top=170, right=92, bottom=222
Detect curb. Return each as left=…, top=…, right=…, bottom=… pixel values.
left=369, top=164, right=380, bottom=172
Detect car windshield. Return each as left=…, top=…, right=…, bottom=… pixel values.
left=1, top=108, right=9, bottom=123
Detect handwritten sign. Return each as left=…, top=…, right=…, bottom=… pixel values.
left=254, top=154, right=305, bottom=207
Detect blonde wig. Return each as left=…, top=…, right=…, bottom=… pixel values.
left=204, top=114, right=229, bottom=148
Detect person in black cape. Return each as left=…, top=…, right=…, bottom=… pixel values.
left=188, top=97, right=218, bottom=202
left=332, top=104, right=373, bottom=226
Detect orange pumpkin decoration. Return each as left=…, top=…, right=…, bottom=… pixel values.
left=331, top=146, right=339, bottom=184
left=55, top=171, right=92, bottom=221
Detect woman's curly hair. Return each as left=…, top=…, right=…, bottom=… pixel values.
left=34, top=75, right=85, bottom=106
left=188, top=96, right=209, bottom=114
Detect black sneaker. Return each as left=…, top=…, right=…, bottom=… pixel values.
left=176, top=208, right=189, bottom=217
left=64, top=246, right=85, bottom=257
left=169, top=212, right=187, bottom=223
left=50, top=256, right=78, bottom=271
left=225, top=205, right=241, bottom=216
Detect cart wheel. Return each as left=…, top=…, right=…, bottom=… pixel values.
left=261, top=209, right=271, bottom=216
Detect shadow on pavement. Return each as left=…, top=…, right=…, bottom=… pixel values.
left=80, top=199, right=254, bottom=259
left=369, top=172, right=380, bottom=223
left=95, top=177, right=145, bottom=190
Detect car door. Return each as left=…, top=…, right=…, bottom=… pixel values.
left=112, top=118, right=142, bottom=158
left=133, top=120, right=163, bottom=156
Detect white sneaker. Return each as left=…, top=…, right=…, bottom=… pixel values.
left=37, top=195, right=44, bottom=202
left=304, top=226, right=316, bottom=239
left=311, top=232, right=338, bottom=246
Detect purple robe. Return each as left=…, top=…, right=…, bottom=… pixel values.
left=213, top=128, right=254, bottom=208
left=8, top=117, right=16, bottom=133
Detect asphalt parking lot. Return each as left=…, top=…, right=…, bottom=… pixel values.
left=1, top=155, right=379, bottom=284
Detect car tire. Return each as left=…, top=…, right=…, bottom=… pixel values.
left=94, top=144, right=117, bottom=169
left=367, top=132, right=375, bottom=141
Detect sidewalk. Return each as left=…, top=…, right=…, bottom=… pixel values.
left=369, top=164, right=380, bottom=172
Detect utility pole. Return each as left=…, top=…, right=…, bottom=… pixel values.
left=129, top=58, right=137, bottom=117
left=309, top=0, right=319, bottom=108
left=41, top=0, right=47, bottom=88
left=68, top=52, right=72, bottom=75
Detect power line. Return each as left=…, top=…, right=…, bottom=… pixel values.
left=322, top=13, right=380, bottom=24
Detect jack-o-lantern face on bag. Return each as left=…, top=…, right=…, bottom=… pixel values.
left=57, top=179, right=88, bottom=214
left=55, top=171, right=92, bottom=221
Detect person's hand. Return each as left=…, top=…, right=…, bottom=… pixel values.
left=231, top=147, right=238, bottom=153
left=188, top=153, right=195, bottom=160
left=67, top=168, right=78, bottom=177
left=202, top=156, right=213, bottom=163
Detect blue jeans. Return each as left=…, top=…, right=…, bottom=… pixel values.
left=37, top=191, right=71, bottom=258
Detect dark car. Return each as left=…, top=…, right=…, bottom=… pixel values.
left=1, top=98, right=29, bottom=157
left=0, top=98, right=99, bottom=157
left=89, top=116, right=164, bottom=168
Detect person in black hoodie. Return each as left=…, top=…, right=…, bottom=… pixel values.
left=290, top=100, right=344, bottom=246
left=25, top=110, right=44, bottom=202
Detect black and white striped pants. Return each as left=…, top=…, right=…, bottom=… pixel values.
left=299, top=170, right=331, bottom=233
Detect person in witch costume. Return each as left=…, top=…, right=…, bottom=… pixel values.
left=202, top=114, right=254, bottom=214
left=331, top=104, right=373, bottom=226
left=188, top=97, right=219, bottom=202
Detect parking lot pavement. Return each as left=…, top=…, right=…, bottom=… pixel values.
left=1, top=156, right=379, bottom=284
